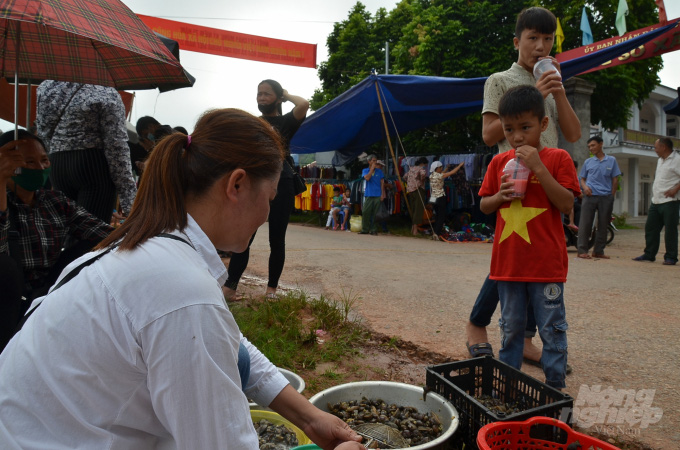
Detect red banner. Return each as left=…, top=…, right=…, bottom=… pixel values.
left=556, top=19, right=680, bottom=75
left=139, top=15, right=317, bottom=69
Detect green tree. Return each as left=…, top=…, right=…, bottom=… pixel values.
left=310, top=3, right=410, bottom=110
left=313, top=0, right=664, bottom=154
left=542, top=0, right=662, bottom=129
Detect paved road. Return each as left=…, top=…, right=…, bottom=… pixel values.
left=236, top=222, right=679, bottom=448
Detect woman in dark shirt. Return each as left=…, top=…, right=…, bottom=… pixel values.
left=224, top=80, right=309, bottom=299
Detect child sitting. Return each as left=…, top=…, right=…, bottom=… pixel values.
left=478, top=85, right=580, bottom=390
left=339, top=188, right=351, bottom=230
left=325, top=186, right=345, bottom=230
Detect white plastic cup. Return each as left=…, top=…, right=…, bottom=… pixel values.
left=533, top=58, right=561, bottom=80
left=503, top=158, right=531, bottom=199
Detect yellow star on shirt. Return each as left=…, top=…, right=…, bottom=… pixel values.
left=498, top=199, right=547, bottom=244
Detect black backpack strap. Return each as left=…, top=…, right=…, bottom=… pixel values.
left=16, top=233, right=193, bottom=332
left=157, top=232, right=195, bottom=249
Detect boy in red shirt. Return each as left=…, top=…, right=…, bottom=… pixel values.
left=478, top=85, right=580, bottom=389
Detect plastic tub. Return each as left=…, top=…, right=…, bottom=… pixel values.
left=477, top=416, right=620, bottom=449
left=250, top=409, right=312, bottom=447
left=309, top=381, right=459, bottom=449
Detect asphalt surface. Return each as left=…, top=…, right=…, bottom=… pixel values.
left=235, top=221, right=679, bottom=448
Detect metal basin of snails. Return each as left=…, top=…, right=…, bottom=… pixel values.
left=309, top=381, right=459, bottom=449
left=250, top=368, right=306, bottom=410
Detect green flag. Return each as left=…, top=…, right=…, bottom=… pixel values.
left=616, top=0, right=629, bottom=36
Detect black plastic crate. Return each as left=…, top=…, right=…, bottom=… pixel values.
left=426, top=356, right=573, bottom=448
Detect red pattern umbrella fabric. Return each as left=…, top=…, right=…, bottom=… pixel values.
left=0, top=0, right=193, bottom=90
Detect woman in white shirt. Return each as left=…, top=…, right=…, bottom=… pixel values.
left=0, top=109, right=364, bottom=450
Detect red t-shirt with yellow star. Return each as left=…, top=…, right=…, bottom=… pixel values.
left=479, top=148, right=580, bottom=282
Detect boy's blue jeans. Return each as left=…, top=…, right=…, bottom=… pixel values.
left=497, top=281, right=568, bottom=389
left=469, top=274, right=537, bottom=337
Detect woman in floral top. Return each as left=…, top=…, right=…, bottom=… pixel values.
left=405, top=157, right=428, bottom=235
left=429, top=160, right=465, bottom=240
left=36, top=81, right=137, bottom=223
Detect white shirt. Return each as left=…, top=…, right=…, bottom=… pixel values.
left=652, top=150, right=680, bottom=205
left=0, top=215, right=287, bottom=449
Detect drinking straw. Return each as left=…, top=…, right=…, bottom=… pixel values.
left=513, top=156, right=520, bottom=178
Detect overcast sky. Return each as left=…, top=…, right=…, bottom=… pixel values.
left=2, top=1, right=678, bottom=134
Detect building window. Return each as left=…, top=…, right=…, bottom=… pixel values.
left=640, top=118, right=649, bottom=132
left=669, top=127, right=677, bottom=137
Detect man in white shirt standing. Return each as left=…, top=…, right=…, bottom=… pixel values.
left=633, top=138, right=680, bottom=265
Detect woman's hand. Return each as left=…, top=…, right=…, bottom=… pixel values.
left=270, top=386, right=364, bottom=450
left=300, top=411, right=364, bottom=450
left=0, top=139, right=27, bottom=185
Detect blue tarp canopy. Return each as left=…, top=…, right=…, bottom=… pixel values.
left=290, top=19, right=679, bottom=164
left=664, top=87, right=680, bottom=116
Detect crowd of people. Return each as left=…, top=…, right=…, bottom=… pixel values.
left=0, top=4, right=679, bottom=448
left=0, top=79, right=364, bottom=449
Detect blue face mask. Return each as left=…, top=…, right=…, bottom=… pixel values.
left=11, top=167, right=52, bottom=191
left=146, top=133, right=156, bottom=142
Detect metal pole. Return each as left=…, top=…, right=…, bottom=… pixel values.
left=25, top=81, right=31, bottom=130
left=384, top=41, right=389, bottom=174
left=14, top=22, right=21, bottom=139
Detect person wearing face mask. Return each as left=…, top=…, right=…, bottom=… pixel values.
left=223, top=80, right=309, bottom=300
left=0, top=130, right=113, bottom=352
left=0, top=111, right=364, bottom=450
left=129, top=116, right=161, bottom=179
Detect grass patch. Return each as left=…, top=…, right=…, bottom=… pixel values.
left=230, top=289, right=368, bottom=372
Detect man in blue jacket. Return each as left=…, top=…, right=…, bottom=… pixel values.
left=359, top=155, right=385, bottom=235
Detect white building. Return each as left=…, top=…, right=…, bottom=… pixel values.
left=599, top=84, right=680, bottom=217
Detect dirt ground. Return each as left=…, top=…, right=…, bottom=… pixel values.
left=230, top=221, right=679, bottom=449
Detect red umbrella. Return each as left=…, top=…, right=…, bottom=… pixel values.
left=0, top=0, right=192, bottom=90
left=0, top=0, right=193, bottom=137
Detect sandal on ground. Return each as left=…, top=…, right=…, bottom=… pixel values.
left=222, top=288, right=245, bottom=302
left=523, top=357, right=573, bottom=375
left=577, top=254, right=591, bottom=259
left=591, top=253, right=610, bottom=259
left=466, top=341, right=494, bottom=358
left=264, top=292, right=277, bottom=300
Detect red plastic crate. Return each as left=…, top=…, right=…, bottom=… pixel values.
left=477, top=417, right=620, bottom=450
